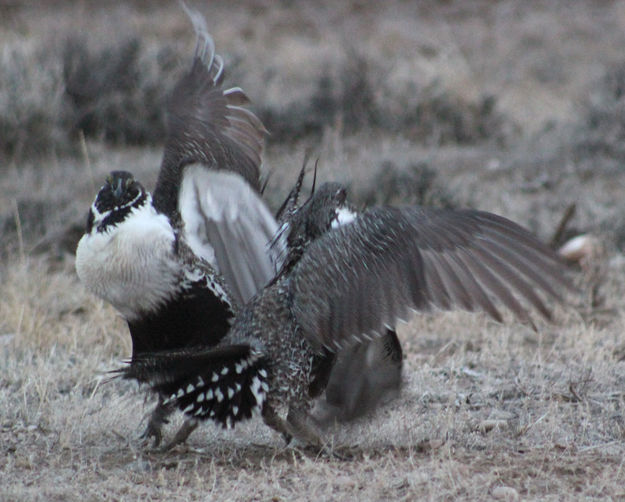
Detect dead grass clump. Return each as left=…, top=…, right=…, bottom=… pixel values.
left=0, top=257, right=127, bottom=356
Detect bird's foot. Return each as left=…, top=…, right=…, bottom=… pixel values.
left=158, top=419, right=198, bottom=452
left=139, top=399, right=173, bottom=448
left=263, top=404, right=349, bottom=458
left=286, top=408, right=349, bottom=460
left=140, top=420, right=164, bottom=448
left=262, top=404, right=294, bottom=446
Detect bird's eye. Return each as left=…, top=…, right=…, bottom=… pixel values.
left=105, top=175, right=113, bottom=185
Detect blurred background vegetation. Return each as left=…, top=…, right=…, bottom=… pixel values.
left=2, top=0, right=625, bottom=257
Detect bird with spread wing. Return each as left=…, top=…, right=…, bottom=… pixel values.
left=122, top=174, right=574, bottom=448
left=76, top=4, right=274, bottom=448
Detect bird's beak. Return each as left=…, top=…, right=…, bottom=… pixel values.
left=112, top=178, right=124, bottom=199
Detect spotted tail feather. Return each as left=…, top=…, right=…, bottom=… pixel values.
left=119, top=345, right=270, bottom=429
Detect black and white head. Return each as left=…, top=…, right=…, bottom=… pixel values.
left=76, top=171, right=179, bottom=321
left=85, top=171, right=149, bottom=234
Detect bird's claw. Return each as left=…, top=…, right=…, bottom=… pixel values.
left=158, top=419, right=199, bottom=452
left=140, top=421, right=164, bottom=448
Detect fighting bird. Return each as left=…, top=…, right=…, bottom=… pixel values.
left=271, top=166, right=404, bottom=422
left=121, top=180, right=574, bottom=448
left=75, top=5, right=273, bottom=447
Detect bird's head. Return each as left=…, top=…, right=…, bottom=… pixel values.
left=86, top=171, right=148, bottom=233
left=271, top=181, right=355, bottom=278
left=288, top=182, right=350, bottom=245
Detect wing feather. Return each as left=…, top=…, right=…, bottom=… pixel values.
left=290, top=206, right=572, bottom=350
left=149, top=6, right=280, bottom=302
left=152, top=5, right=267, bottom=217
left=179, top=167, right=279, bottom=304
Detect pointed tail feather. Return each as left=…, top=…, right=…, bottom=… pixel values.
left=116, top=345, right=270, bottom=429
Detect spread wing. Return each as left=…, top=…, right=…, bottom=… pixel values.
left=290, top=206, right=573, bottom=351
left=153, top=5, right=266, bottom=213
left=178, top=167, right=279, bottom=303
left=151, top=5, right=279, bottom=303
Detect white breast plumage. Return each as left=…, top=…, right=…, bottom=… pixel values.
left=75, top=201, right=180, bottom=321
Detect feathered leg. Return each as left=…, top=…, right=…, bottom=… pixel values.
left=160, top=418, right=199, bottom=452
left=262, top=404, right=292, bottom=445
left=140, top=395, right=173, bottom=447
left=315, top=329, right=403, bottom=424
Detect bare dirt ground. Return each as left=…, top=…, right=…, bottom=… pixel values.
left=2, top=1, right=625, bottom=500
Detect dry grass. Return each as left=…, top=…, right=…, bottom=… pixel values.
left=2, top=256, right=625, bottom=500
left=3, top=1, right=625, bottom=500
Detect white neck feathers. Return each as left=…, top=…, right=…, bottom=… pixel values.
left=76, top=201, right=180, bottom=320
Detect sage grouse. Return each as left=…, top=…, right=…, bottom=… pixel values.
left=75, top=5, right=274, bottom=447
left=122, top=181, right=573, bottom=448
left=271, top=167, right=404, bottom=423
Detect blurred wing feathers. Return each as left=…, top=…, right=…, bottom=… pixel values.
left=290, top=206, right=572, bottom=351
left=179, top=168, right=279, bottom=304
left=153, top=5, right=267, bottom=215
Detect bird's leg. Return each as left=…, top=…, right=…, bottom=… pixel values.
left=140, top=395, right=172, bottom=448
left=262, top=404, right=345, bottom=458
left=286, top=408, right=323, bottom=447
left=286, top=407, right=349, bottom=459
left=262, top=404, right=292, bottom=445
left=159, top=418, right=199, bottom=452
left=262, top=403, right=324, bottom=448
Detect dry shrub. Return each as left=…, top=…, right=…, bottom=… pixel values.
left=571, top=60, right=625, bottom=174
left=62, top=35, right=181, bottom=145
left=357, top=160, right=458, bottom=208
left=0, top=30, right=515, bottom=163
left=0, top=42, right=68, bottom=162
left=397, top=85, right=512, bottom=146
left=258, top=49, right=514, bottom=146
left=0, top=34, right=184, bottom=164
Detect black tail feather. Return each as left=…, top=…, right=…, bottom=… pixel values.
left=116, top=345, right=270, bottom=429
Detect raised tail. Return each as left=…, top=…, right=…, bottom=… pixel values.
left=118, top=345, right=270, bottom=429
